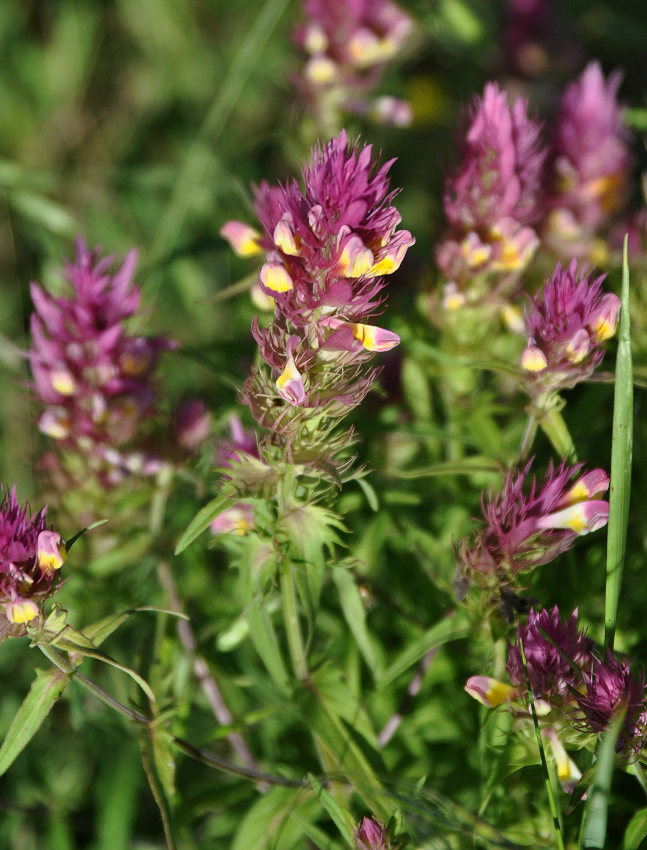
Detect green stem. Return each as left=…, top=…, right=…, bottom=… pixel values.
left=280, top=554, right=309, bottom=682
left=39, top=644, right=303, bottom=789
left=520, top=639, right=566, bottom=850
left=632, top=762, right=647, bottom=800
left=38, top=644, right=150, bottom=726
left=519, top=412, right=538, bottom=461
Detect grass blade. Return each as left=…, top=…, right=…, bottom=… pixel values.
left=581, top=708, right=625, bottom=848
left=605, top=237, right=633, bottom=649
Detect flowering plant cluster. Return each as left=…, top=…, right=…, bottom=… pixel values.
left=294, top=0, right=414, bottom=131
left=466, top=606, right=647, bottom=764
left=29, top=238, right=173, bottom=486
left=436, top=62, right=634, bottom=309
left=457, top=459, right=609, bottom=601
left=520, top=259, right=621, bottom=401
left=222, top=130, right=414, bottom=460
left=0, top=486, right=65, bottom=631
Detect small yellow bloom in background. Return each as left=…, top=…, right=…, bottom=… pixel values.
left=465, top=676, right=516, bottom=708
left=220, top=221, right=263, bottom=258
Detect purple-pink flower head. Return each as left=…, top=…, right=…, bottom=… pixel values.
left=217, top=416, right=261, bottom=468
left=355, top=816, right=390, bottom=849
left=251, top=130, right=413, bottom=328
left=295, top=0, right=413, bottom=123
left=546, top=62, right=632, bottom=246
left=0, top=486, right=65, bottom=631
left=506, top=606, right=594, bottom=707
left=437, top=82, right=546, bottom=286
left=29, top=238, right=173, bottom=476
left=459, top=459, right=609, bottom=586
left=521, top=260, right=621, bottom=398
left=573, top=650, right=647, bottom=759
left=224, top=132, right=412, bottom=432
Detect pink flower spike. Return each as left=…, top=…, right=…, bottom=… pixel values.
left=37, top=531, right=67, bottom=572
left=220, top=220, right=263, bottom=257
left=536, top=500, right=609, bottom=535
left=276, top=356, right=306, bottom=405
left=465, top=676, right=516, bottom=707
left=349, top=323, right=400, bottom=352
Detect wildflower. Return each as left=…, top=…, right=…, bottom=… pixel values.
left=29, top=238, right=173, bottom=484
left=437, top=82, right=546, bottom=292
left=458, top=460, right=609, bottom=591
left=544, top=62, right=632, bottom=257
left=521, top=260, right=621, bottom=401
left=223, top=132, right=413, bottom=443
left=174, top=399, right=212, bottom=454
left=0, top=486, right=65, bottom=631
left=572, top=650, right=647, bottom=759
left=506, top=607, right=594, bottom=709
left=465, top=675, right=517, bottom=708
left=355, top=816, right=390, bottom=849
left=295, top=0, right=414, bottom=128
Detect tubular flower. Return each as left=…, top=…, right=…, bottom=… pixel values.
left=295, top=0, right=414, bottom=128
left=222, top=132, right=413, bottom=444
left=521, top=260, right=621, bottom=400
left=572, top=650, right=647, bottom=759
left=506, top=607, right=595, bottom=709
left=544, top=62, right=632, bottom=258
left=457, top=460, right=609, bottom=591
left=0, top=486, right=65, bottom=633
left=436, top=82, right=546, bottom=292
left=355, top=816, right=391, bottom=849
left=29, top=238, right=173, bottom=484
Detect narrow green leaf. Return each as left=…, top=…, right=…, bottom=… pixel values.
left=582, top=708, right=625, bottom=848
left=356, top=477, right=379, bottom=512
left=230, top=786, right=298, bottom=850
left=82, top=607, right=188, bottom=647
left=623, top=807, right=647, bottom=850
left=332, top=568, right=382, bottom=679
left=539, top=406, right=577, bottom=461
left=388, top=458, right=500, bottom=479
left=378, top=612, right=469, bottom=688
left=174, top=493, right=234, bottom=554
left=238, top=553, right=289, bottom=689
left=139, top=729, right=178, bottom=850
left=308, top=775, right=356, bottom=848
left=605, top=238, right=633, bottom=648
left=64, top=518, right=108, bottom=552
left=297, top=685, right=391, bottom=823
left=96, top=746, right=141, bottom=850
left=0, top=667, right=69, bottom=777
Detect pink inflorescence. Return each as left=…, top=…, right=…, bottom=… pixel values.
left=295, top=0, right=414, bottom=126
left=573, top=650, right=647, bottom=759
left=544, top=62, right=632, bottom=257
left=521, top=260, right=621, bottom=398
left=0, top=486, right=65, bottom=630
left=458, top=460, right=609, bottom=590
left=222, top=131, right=414, bottom=436
left=29, top=238, right=173, bottom=483
left=436, top=82, right=546, bottom=292
left=506, top=606, right=594, bottom=707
